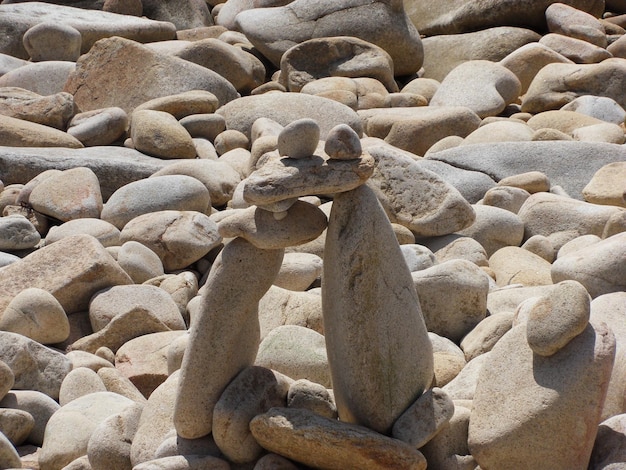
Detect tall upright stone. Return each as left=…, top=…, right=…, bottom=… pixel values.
left=322, top=184, right=433, bottom=434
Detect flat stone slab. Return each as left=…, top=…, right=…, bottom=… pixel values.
left=0, top=2, right=176, bottom=59
left=426, top=141, right=626, bottom=200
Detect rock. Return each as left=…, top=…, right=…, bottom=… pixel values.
left=144, top=272, right=198, bottom=326
left=39, top=391, right=136, bottom=470
left=392, top=387, right=455, bottom=448
left=174, top=238, right=283, bottom=439
left=0, top=431, right=21, bottom=470
left=235, top=0, right=423, bottom=76
left=102, top=175, right=210, bottom=230
left=256, top=325, right=330, bottom=387
left=258, top=286, right=323, bottom=340
left=29, top=166, right=102, bottom=222
left=323, top=184, right=433, bottom=434
left=425, top=141, right=626, bottom=201
left=0, top=60, right=76, bottom=96
left=278, top=118, right=320, bottom=159
left=103, top=0, right=143, bottom=15
left=213, top=129, right=249, bottom=156
left=552, top=232, right=626, bottom=298
left=117, top=241, right=165, bottom=283
left=130, top=109, right=196, bottom=160
left=0, top=234, right=132, bottom=315
left=489, top=246, right=553, bottom=287
left=0, top=53, right=28, bottom=76
left=0, top=408, right=34, bottom=446
left=0, top=2, right=175, bottom=59
left=45, top=218, right=121, bottom=247
left=359, top=107, right=481, bottom=156
left=401, top=244, right=436, bottom=272
left=432, top=236, right=489, bottom=267
left=213, top=366, right=292, bottom=463
left=67, top=107, right=129, bottom=147
left=216, top=90, right=363, bottom=141
left=500, top=42, right=574, bottom=94
left=150, top=159, right=242, bottom=207
left=460, top=312, right=515, bottom=362
left=216, top=202, right=327, bottom=250
left=589, top=414, right=626, bottom=469
left=498, top=170, right=551, bottom=193
left=287, top=379, right=337, bottom=419
left=366, top=144, right=476, bottom=236
left=546, top=2, right=607, bottom=47
left=461, top=120, right=535, bottom=146
left=87, top=402, right=143, bottom=470
left=250, top=407, right=427, bottom=470
left=0, top=361, right=13, bottom=401
left=583, top=162, right=626, bottom=207
left=411, top=259, right=489, bottom=343
left=242, top=152, right=374, bottom=206
left=278, top=36, right=397, bottom=93
left=115, top=331, right=186, bottom=398
left=539, top=33, right=612, bottom=64
left=429, top=332, right=467, bottom=388
left=521, top=234, right=556, bottom=262
left=179, top=113, right=225, bottom=142
left=64, top=37, right=238, bottom=114
left=0, top=390, right=58, bottom=447
left=133, top=90, right=220, bottom=120
left=141, top=0, right=212, bottom=30
left=274, top=252, right=323, bottom=291
left=134, top=455, right=230, bottom=470
left=421, top=27, right=541, bottom=82
left=522, top=59, right=626, bottom=113
left=120, top=210, right=222, bottom=271
left=65, top=350, right=114, bottom=372
left=22, top=22, right=82, bottom=62
left=324, top=123, right=362, bottom=161
left=527, top=109, right=610, bottom=135
left=0, top=87, right=76, bottom=130
left=572, top=122, right=625, bottom=144
left=215, top=0, right=293, bottom=30
left=0, top=287, right=69, bottom=344
left=482, top=186, right=531, bottom=213
left=0, top=331, right=71, bottom=400
left=97, top=367, right=147, bottom=404
left=468, top=322, right=615, bottom=469
left=0, top=214, right=40, bottom=251
left=430, top=60, right=521, bottom=118
left=58, top=367, right=107, bottom=406
left=0, top=114, right=82, bottom=148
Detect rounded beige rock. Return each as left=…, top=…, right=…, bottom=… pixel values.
left=45, top=218, right=121, bottom=247
left=67, top=107, right=129, bottom=147
left=0, top=214, right=40, bottom=251
left=117, top=241, right=165, bottom=284
left=130, top=109, right=196, bottom=159
left=23, top=22, right=82, bottom=62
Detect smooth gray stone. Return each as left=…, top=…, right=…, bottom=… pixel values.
left=425, top=141, right=626, bottom=200
left=0, top=146, right=183, bottom=200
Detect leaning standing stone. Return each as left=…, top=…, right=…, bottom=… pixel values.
left=323, top=184, right=433, bottom=434
left=174, top=237, right=283, bottom=439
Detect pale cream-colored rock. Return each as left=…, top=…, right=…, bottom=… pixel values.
left=45, top=218, right=120, bottom=247
left=572, top=122, right=625, bottom=144
left=324, top=123, right=362, bottom=160
left=64, top=37, right=237, bottom=114
left=213, top=129, right=250, bottom=156
left=323, top=184, right=433, bottom=434
left=489, top=246, right=553, bottom=287
left=0, top=114, right=82, bottom=148
left=150, top=159, right=241, bottom=207
left=461, top=120, right=535, bottom=146
left=258, top=286, right=323, bottom=340
left=500, top=42, right=574, bottom=94
left=583, top=162, right=626, bottom=208
left=0, top=87, right=76, bottom=130
left=460, top=312, right=515, bottom=361
left=401, top=244, right=436, bottom=272
left=552, top=231, right=626, bottom=298
left=87, top=402, right=143, bottom=470
left=0, top=360, right=14, bottom=401
left=67, top=107, right=129, bottom=147
left=522, top=60, right=626, bottom=113
left=412, top=259, right=489, bottom=343
left=250, top=407, right=427, bottom=470
left=433, top=236, right=489, bottom=267
left=0, top=287, right=69, bottom=344
left=430, top=60, right=521, bottom=118
left=131, top=109, right=196, bottom=159
left=545, top=2, right=607, bottom=47
left=468, top=322, right=615, bottom=470
left=0, top=214, right=40, bottom=250
left=527, top=109, right=611, bottom=135
left=561, top=95, right=626, bottom=125
left=133, top=90, right=219, bottom=120
left=117, top=240, right=164, bottom=283
left=0, top=390, right=59, bottom=447
left=180, top=113, right=225, bottom=142
left=539, top=33, right=612, bottom=64
left=97, top=367, right=147, bottom=404
left=430, top=332, right=467, bottom=388
left=213, top=366, right=292, bottom=463
left=359, top=106, right=481, bottom=156
left=521, top=234, right=556, bottom=262
left=400, top=77, right=439, bottom=102
left=525, top=280, right=590, bottom=356
left=366, top=144, right=475, bottom=237
left=0, top=60, right=76, bottom=97
left=64, top=351, right=112, bottom=373
left=287, top=379, right=337, bottom=419
left=498, top=170, right=551, bottom=194
left=217, top=202, right=327, bottom=250
left=277, top=118, right=320, bottom=159
left=134, top=455, right=230, bottom=470
left=145, top=272, right=198, bottom=326
left=274, top=252, right=323, bottom=291
left=482, top=186, right=531, bottom=214
left=23, top=21, right=82, bottom=62
left=392, top=387, right=455, bottom=449
left=278, top=36, right=398, bottom=93
left=0, top=430, right=21, bottom=470
left=0, top=407, right=34, bottom=446
left=441, top=353, right=489, bottom=401
left=0, top=234, right=132, bottom=315
left=120, top=210, right=222, bottom=271
left=174, top=238, right=283, bottom=439
left=256, top=325, right=330, bottom=388
left=58, top=367, right=107, bottom=406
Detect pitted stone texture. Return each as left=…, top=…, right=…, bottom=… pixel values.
left=250, top=407, right=427, bottom=470
left=366, top=144, right=475, bottom=237
left=235, top=0, right=423, bottom=76
left=64, top=37, right=238, bottom=114
left=323, top=184, right=433, bottom=434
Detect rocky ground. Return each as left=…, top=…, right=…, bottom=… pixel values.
left=0, top=0, right=625, bottom=469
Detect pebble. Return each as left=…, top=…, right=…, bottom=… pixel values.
left=0, top=2, right=625, bottom=468
left=0, top=214, right=40, bottom=250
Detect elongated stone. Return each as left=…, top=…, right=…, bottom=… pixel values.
left=322, top=184, right=433, bottom=434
